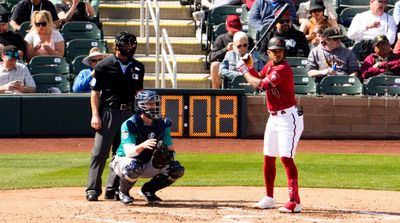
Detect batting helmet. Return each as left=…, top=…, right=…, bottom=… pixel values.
left=268, top=37, right=286, bottom=50
left=135, top=90, right=161, bottom=119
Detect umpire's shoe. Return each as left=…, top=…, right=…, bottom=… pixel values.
left=119, top=192, right=134, bottom=205
left=86, top=191, right=98, bottom=201
left=139, top=189, right=163, bottom=204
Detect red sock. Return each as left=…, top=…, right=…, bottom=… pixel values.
left=264, top=155, right=276, bottom=198
left=280, top=157, right=300, bottom=204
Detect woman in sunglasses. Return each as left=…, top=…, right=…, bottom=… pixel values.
left=24, top=10, right=65, bottom=61
left=299, top=0, right=332, bottom=44
left=72, top=47, right=108, bottom=93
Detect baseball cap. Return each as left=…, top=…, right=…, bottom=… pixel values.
left=226, top=14, right=242, bottom=33
left=2, top=45, right=19, bottom=59
left=309, top=0, right=325, bottom=12
left=323, top=27, right=344, bottom=39
left=0, top=11, right=9, bottom=24
left=268, top=37, right=286, bottom=50
left=373, top=35, right=389, bottom=47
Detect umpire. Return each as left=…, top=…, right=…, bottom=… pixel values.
left=86, top=31, right=145, bottom=201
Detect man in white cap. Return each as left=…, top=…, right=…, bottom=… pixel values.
left=72, top=47, right=108, bottom=93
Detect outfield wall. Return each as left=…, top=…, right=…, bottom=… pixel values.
left=0, top=93, right=399, bottom=139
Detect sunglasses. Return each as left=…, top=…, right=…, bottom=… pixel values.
left=278, top=19, right=291, bottom=24
left=35, top=22, right=47, bottom=27
left=90, top=58, right=102, bottom=63
left=5, top=51, right=19, bottom=59
left=236, top=43, right=248, bottom=48
left=311, top=9, right=324, bottom=13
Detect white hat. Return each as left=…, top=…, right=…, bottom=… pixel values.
left=82, top=51, right=108, bottom=66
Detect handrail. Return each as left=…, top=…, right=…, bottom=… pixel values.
left=144, top=0, right=160, bottom=88
left=161, top=28, right=177, bottom=88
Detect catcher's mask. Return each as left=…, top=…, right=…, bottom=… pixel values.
left=135, top=90, right=161, bottom=119
left=115, top=31, right=137, bottom=58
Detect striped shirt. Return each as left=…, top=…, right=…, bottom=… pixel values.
left=0, top=62, right=36, bottom=87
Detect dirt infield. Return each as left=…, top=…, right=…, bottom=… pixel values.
left=0, top=138, right=399, bottom=222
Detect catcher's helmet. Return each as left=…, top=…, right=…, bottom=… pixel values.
left=115, top=31, right=137, bottom=57
left=268, top=37, right=286, bottom=50
left=135, top=90, right=161, bottom=119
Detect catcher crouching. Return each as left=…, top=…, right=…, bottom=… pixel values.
left=110, top=90, right=185, bottom=205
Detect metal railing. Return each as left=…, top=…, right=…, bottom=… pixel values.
left=140, top=0, right=177, bottom=88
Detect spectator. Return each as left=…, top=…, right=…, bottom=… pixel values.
left=0, top=45, right=36, bottom=94
left=208, top=15, right=254, bottom=88
left=259, top=8, right=309, bottom=57
left=248, top=0, right=297, bottom=32
left=213, top=31, right=264, bottom=89
left=72, top=47, right=108, bottom=93
left=0, top=11, right=26, bottom=59
left=393, top=0, right=400, bottom=25
left=24, top=10, right=64, bottom=61
left=10, top=0, right=59, bottom=31
left=296, top=0, right=337, bottom=28
left=360, top=35, right=400, bottom=81
left=308, top=24, right=327, bottom=50
left=299, top=0, right=332, bottom=44
left=347, top=0, right=396, bottom=45
left=56, top=0, right=96, bottom=27
left=307, top=27, right=359, bottom=83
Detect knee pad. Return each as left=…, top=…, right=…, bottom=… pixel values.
left=168, top=161, right=185, bottom=180
left=122, top=159, right=144, bottom=182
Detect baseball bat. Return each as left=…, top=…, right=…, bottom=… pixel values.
left=248, top=3, right=290, bottom=55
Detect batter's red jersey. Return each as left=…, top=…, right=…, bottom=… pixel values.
left=249, top=60, right=296, bottom=112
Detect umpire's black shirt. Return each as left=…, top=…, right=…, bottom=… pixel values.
left=91, top=55, right=145, bottom=106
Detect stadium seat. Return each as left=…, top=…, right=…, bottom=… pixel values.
left=364, top=75, right=400, bottom=96
left=338, top=0, right=369, bottom=8
left=70, top=55, right=90, bottom=76
left=294, top=75, right=316, bottom=94
left=338, top=7, right=368, bottom=27
left=18, top=21, right=31, bottom=38
left=32, top=73, right=71, bottom=93
left=286, top=57, right=308, bottom=68
left=5, top=0, right=20, bottom=13
left=229, top=75, right=255, bottom=93
left=387, top=8, right=394, bottom=16
left=292, top=67, right=308, bottom=76
left=318, top=76, right=363, bottom=95
left=29, top=55, right=70, bottom=75
left=211, top=23, right=227, bottom=46
left=65, top=39, right=106, bottom=62
left=60, top=21, right=101, bottom=43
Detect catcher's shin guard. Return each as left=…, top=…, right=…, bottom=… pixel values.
left=119, top=178, right=135, bottom=204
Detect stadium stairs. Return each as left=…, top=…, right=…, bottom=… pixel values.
left=99, top=0, right=210, bottom=88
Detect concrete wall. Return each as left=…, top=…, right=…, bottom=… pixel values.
left=246, top=95, right=400, bottom=139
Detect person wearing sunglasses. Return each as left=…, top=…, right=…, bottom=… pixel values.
left=296, top=0, right=338, bottom=28
left=24, top=10, right=64, bottom=61
left=72, top=47, right=108, bottom=93
left=299, top=0, right=332, bottom=44
left=55, top=0, right=95, bottom=28
left=0, top=11, right=27, bottom=60
left=259, top=9, right=309, bottom=58
left=0, top=45, right=36, bottom=94
left=216, top=31, right=264, bottom=89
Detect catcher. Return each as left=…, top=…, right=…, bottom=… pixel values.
left=110, top=90, right=185, bottom=205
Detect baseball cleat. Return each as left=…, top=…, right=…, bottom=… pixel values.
left=86, top=193, right=98, bottom=202
left=139, top=189, right=163, bottom=204
left=119, top=192, right=134, bottom=205
left=278, top=201, right=302, bottom=213
left=252, top=196, right=276, bottom=209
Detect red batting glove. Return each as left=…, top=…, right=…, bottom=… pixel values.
left=236, top=59, right=249, bottom=74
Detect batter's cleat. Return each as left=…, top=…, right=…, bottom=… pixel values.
left=119, top=192, right=134, bottom=205
left=252, top=196, right=275, bottom=209
left=278, top=201, right=302, bottom=213
left=139, top=189, right=163, bottom=204
left=86, top=192, right=98, bottom=202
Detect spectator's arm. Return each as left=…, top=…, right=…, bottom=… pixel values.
left=90, top=0, right=100, bottom=13
left=386, top=16, right=397, bottom=45
left=73, top=69, right=93, bottom=93
left=248, top=0, right=262, bottom=31
left=393, top=1, right=400, bottom=25
left=57, top=0, right=79, bottom=23
left=85, top=0, right=96, bottom=18
left=10, top=20, right=21, bottom=31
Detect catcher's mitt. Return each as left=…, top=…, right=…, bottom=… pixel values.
left=152, top=140, right=174, bottom=169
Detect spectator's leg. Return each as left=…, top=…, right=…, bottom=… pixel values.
left=210, top=61, right=221, bottom=89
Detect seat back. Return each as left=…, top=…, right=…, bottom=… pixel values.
left=18, top=21, right=31, bottom=38
left=294, top=76, right=316, bottom=94
left=292, top=67, right=308, bottom=76
left=229, top=75, right=255, bottom=93
left=71, top=55, right=90, bottom=76
left=61, top=21, right=101, bottom=42
left=364, top=75, right=400, bottom=96
left=338, top=0, right=369, bottom=8
left=318, top=75, right=363, bottom=95
left=65, top=39, right=106, bottom=62
left=338, top=7, right=368, bottom=27
left=211, top=23, right=227, bottom=45
left=387, top=8, right=394, bottom=16
left=29, top=55, right=69, bottom=75
left=286, top=57, right=308, bottom=68
left=33, top=73, right=71, bottom=93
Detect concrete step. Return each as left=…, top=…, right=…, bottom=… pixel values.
left=99, top=1, right=192, bottom=20
left=101, top=19, right=195, bottom=37
left=135, top=54, right=208, bottom=73
left=105, top=36, right=204, bottom=55
left=143, top=73, right=210, bottom=89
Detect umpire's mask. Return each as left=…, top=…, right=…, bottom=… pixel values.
left=115, top=31, right=137, bottom=58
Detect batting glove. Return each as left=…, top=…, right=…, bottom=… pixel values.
left=236, top=59, right=249, bottom=74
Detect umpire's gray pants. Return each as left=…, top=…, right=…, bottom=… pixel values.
left=86, top=107, right=133, bottom=195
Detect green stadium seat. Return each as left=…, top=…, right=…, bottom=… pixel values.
left=70, top=55, right=90, bottom=76
left=211, top=23, right=227, bottom=45
left=338, top=0, right=369, bottom=8
left=65, top=39, right=106, bottom=62
left=388, top=8, right=394, bottom=16
left=292, top=67, right=308, bottom=76
left=18, top=21, right=31, bottom=38
left=60, top=21, right=101, bottom=43
left=286, top=57, right=308, bottom=68
left=29, top=55, right=69, bottom=75
left=294, top=76, right=316, bottom=94
left=318, top=75, right=363, bottom=95
left=364, top=75, right=400, bottom=96
left=5, top=0, right=20, bottom=12
left=229, top=75, right=255, bottom=93
left=33, top=73, right=71, bottom=93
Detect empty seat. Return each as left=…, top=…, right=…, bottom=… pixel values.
left=33, top=73, right=71, bottom=93
left=18, top=21, right=31, bottom=38
left=318, top=75, right=363, bottom=95
left=294, top=76, right=316, bottom=94
left=229, top=75, right=255, bottom=93
left=364, top=75, right=400, bottom=96
left=70, top=55, right=90, bottom=76
left=61, top=21, right=101, bottom=43
left=29, top=55, right=69, bottom=75
left=286, top=57, right=308, bottom=68
left=65, top=39, right=106, bottom=62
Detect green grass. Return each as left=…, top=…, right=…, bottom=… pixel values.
left=0, top=152, right=399, bottom=191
